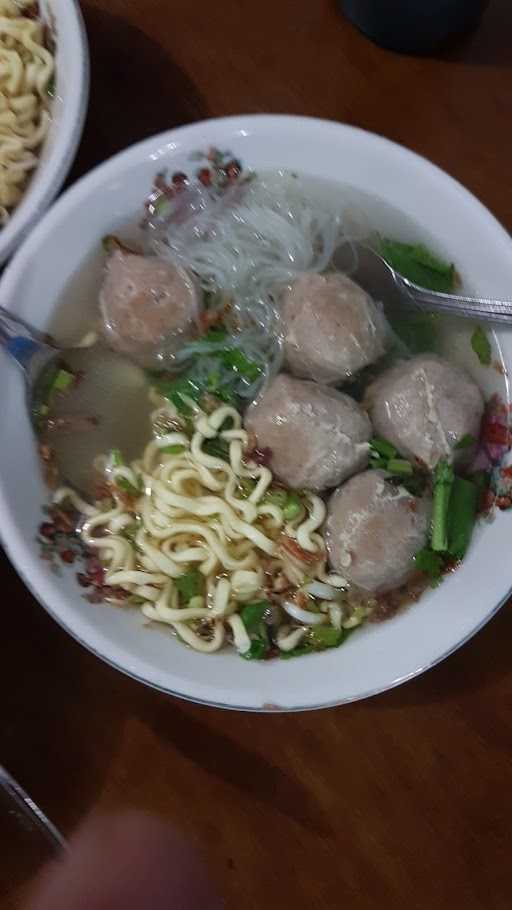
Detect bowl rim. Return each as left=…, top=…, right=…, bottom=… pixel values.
left=1, top=114, right=512, bottom=712
left=0, top=0, right=90, bottom=263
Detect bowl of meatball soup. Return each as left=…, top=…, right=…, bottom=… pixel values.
left=1, top=115, right=511, bottom=710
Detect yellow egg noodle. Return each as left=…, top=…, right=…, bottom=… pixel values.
left=0, top=0, right=54, bottom=222
left=55, top=399, right=350, bottom=655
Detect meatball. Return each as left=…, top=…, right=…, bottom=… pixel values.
left=325, top=470, right=431, bottom=594
left=366, top=354, right=484, bottom=470
left=245, top=374, right=371, bottom=492
left=280, top=272, right=390, bottom=384
left=99, top=250, right=198, bottom=365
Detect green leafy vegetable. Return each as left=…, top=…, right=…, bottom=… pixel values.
left=150, top=326, right=263, bottom=414
left=241, top=639, right=268, bottom=660
left=431, top=458, right=454, bottom=552
left=414, top=547, right=445, bottom=580
left=175, top=569, right=204, bottom=604
left=454, top=433, right=476, bottom=451
left=241, top=601, right=269, bottom=632
left=447, top=477, right=478, bottom=560
left=279, top=643, right=314, bottom=660
left=240, top=601, right=271, bottom=660
left=379, top=238, right=456, bottom=293
left=220, top=348, right=262, bottom=381
left=203, top=437, right=230, bottom=461
left=310, top=626, right=347, bottom=649
left=471, top=326, right=492, bottom=366
left=204, top=327, right=228, bottom=342
left=280, top=626, right=351, bottom=659
left=152, top=373, right=204, bottom=416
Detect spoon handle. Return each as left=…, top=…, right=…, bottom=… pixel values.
left=0, top=763, right=66, bottom=851
left=0, top=306, right=54, bottom=373
left=400, top=279, right=512, bottom=325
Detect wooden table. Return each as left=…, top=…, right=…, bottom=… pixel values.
left=3, top=2, right=512, bottom=907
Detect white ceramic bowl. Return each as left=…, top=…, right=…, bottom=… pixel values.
left=1, top=115, right=511, bottom=711
left=0, top=0, right=89, bottom=264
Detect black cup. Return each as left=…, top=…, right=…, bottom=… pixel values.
left=339, top=0, right=489, bottom=54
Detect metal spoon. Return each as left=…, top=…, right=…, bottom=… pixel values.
left=333, top=242, right=512, bottom=324
left=0, top=308, right=153, bottom=498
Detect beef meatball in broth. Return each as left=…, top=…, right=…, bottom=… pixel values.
left=280, top=272, right=390, bottom=384
left=99, top=250, right=198, bottom=366
left=325, top=470, right=431, bottom=594
left=366, top=354, right=484, bottom=470
left=245, top=374, right=371, bottom=492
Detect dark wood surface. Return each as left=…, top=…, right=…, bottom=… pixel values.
left=3, top=1, right=512, bottom=907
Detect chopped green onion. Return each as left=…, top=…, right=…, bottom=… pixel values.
left=115, top=477, right=140, bottom=497
left=471, top=326, right=492, bottom=366
left=369, top=455, right=390, bottom=471
left=431, top=458, right=454, bottom=552
left=387, top=458, right=413, bottom=476
left=454, top=433, right=476, bottom=451
left=447, top=477, right=478, bottom=560
left=283, top=493, right=302, bottom=521
left=470, top=470, right=490, bottom=495
left=262, top=487, right=288, bottom=509
left=175, top=569, right=204, bottom=604
left=162, top=444, right=186, bottom=454
left=241, top=601, right=269, bottom=632
left=370, top=437, right=397, bottom=459
left=122, top=523, right=139, bottom=543
left=237, top=478, right=256, bottom=499
left=53, top=368, right=74, bottom=392
left=111, top=448, right=124, bottom=466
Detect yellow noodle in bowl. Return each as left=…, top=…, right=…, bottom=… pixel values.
left=0, top=0, right=54, bottom=223
left=54, top=397, right=358, bottom=658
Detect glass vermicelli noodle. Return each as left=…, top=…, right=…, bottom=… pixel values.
left=54, top=396, right=358, bottom=657
left=0, top=0, right=54, bottom=223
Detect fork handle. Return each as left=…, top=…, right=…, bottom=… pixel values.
left=401, top=279, right=512, bottom=325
